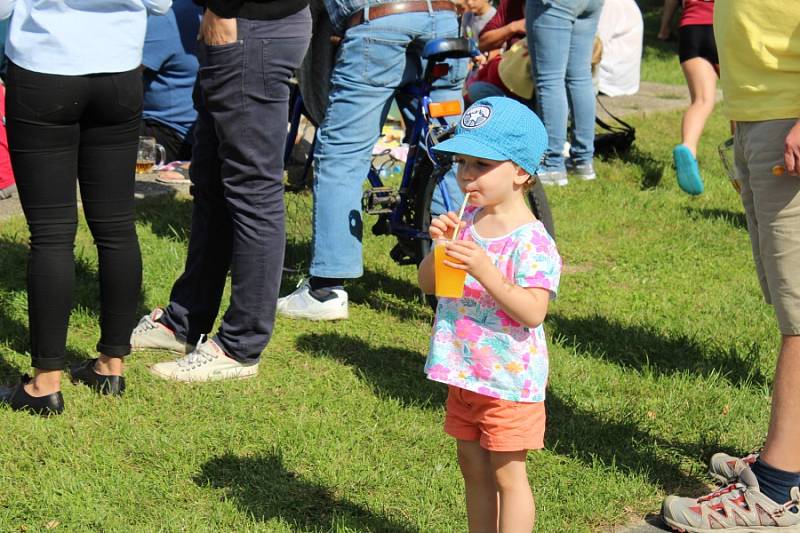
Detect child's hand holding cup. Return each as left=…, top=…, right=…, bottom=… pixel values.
left=429, top=195, right=471, bottom=298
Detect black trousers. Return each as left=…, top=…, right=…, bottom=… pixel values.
left=5, top=62, right=143, bottom=370
left=140, top=119, right=193, bottom=162
left=160, top=11, right=311, bottom=362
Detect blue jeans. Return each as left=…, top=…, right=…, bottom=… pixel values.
left=526, top=0, right=603, bottom=172
left=310, top=11, right=466, bottom=279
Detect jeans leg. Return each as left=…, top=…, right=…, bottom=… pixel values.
left=78, top=69, right=143, bottom=357
left=161, top=72, right=233, bottom=345
left=527, top=0, right=573, bottom=173
left=310, top=17, right=415, bottom=279
left=565, top=3, right=602, bottom=165
left=212, top=15, right=311, bottom=362
left=5, top=64, right=83, bottom=371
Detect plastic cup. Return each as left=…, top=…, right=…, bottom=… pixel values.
left=433, top=239, right=466, bottom=298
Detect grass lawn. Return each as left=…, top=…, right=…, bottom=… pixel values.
left=0, top=103, right=775, bottom=532
left=638, top=0, right=688, bottom=86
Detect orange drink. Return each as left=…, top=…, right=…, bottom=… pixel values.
left=434, top=239, right=466, bottom=298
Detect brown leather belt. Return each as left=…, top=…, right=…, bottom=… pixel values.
left=346, top=1, right=456, bottom=30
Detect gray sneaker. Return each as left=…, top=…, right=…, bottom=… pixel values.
left=662, top=466, right=800, bottom=532
left=149, top=337, right=258, bottom=383
left=566, top=158, right=597, bottom=180
left=131, top=309, right=195, bottom=354
left=537, top=170, right=568, bottom=186
left=709, top=453, right=759, bottom=484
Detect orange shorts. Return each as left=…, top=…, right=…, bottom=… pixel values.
left=444, top=385, right=546, bottom=452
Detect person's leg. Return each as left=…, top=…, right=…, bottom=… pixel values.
left=159, top=67, right=233, bottom=345
left=679, top=57, right=717, bottom=156
left=4, top=63, right=84, bottom=395
left=210, top=14, right=310, bottom=361
left=490, top=450, right=535, bottom=533
left=740, top=119, right=800, bottom=477
left=564, top=0, right=602, bottom=169
left=527, top=0, right=573, bottom=180
left=662, top=121, right=800, bottom=529
left=309, top=15, right=422, bottom=281
left=77, top=69, right=143, bottom=378
left=457, top=440, right=499, bottom=532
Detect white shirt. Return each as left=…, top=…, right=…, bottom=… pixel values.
left=0, top=0, right=172, bottom=76
left=596, top=0, right=643, bottom=97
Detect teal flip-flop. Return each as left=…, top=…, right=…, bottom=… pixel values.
left=673, top=144, right=704, bottom=195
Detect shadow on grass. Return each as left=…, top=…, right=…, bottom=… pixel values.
left=196, top=452, right=417, bottom=532
left=685, top=207, right=747, bottom=231
left=548, top=313, right=768, bottom=387
left=547, top=391, right=712, bottom=494
left=295, top=332, right=445, bottom=408
left=620, top=146, right=666, bottom=189
left=296, top=331, right=715, bottom=493
left=135, top=192, right=193, bottom=243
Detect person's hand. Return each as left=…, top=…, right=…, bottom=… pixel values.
left=509, top=18, right=526, bottom=35
left=200, top=9, right=237, bottom=46
left=657, top=29, right=672, bottom=41
left=784, top=119, right=800, bottom=176
left=472, top=53, right=488, bottom=68
left=429, top=212, right=462, bottom=240
left=443, top=240, right=493, bottom=281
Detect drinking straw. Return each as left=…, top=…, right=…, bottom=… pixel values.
left=450, top=192, right=471, bottom=241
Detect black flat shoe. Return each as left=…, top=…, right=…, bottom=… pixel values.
left=69, top=359, right=125, bottom=396
left=0, top=375, right=64, bottom=416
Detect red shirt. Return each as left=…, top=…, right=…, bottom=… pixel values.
left=479, top=0, right=524, bottom=49
left=680, top=0, right=714, bottom=27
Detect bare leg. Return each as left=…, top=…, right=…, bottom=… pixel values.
left=457, top=440, right=499, bottom=532
left=491, top=450, right=535, bottom=533
left=679, top=57, right=718, bottom=156
left=759, top=335, right=800, bottom=472
left=94, top=355, right=124, bottom=376
left=25, top=369, right=62, bottom=396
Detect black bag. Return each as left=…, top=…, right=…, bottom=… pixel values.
left=594, top=97, right=635, bottom=158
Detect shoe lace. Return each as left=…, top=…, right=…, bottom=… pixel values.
left=132, top=315, right=158, bottom=336
left=698, top=483, right=741, bottom=502
left=177, top=335, right=216, bottom=368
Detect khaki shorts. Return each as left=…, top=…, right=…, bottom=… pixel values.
left=735, top=119, right=800, bottom=335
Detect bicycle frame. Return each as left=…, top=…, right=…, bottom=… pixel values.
left=365, top=75, right=457, bottom=241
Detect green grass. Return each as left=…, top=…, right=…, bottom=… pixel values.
left=0, top=108, right=771, bottom=532
left=638, top=0, right=688, bottom=86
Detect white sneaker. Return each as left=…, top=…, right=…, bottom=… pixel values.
left=537, top=170, right=568, bottom=186
left=566, top=159, right=597, bottom=181
left=131, top=308, right=195, bottom=354
left=276, top=279, right=349, bottom=321
left=149, top=337, right=258, bottom=383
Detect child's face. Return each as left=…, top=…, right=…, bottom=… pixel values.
left=454, top=154, right=530, bottom=207
left=465, top=0, right=489, bottom=13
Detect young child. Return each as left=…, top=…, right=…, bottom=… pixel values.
left=418, top=97, right=561, bottom=532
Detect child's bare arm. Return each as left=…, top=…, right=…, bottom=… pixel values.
left=442, top=240, right=549, bottom=328
left=418, top=252, right=435, bottom=294
left=477, top=267, right=550, bottom=328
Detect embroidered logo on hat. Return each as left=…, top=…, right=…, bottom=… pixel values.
left=461, top=105, right=492, bottom=129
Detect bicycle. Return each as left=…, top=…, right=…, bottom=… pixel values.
left=285, top=37, right=555, bottom=272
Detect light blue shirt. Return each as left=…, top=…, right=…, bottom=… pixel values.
left=0, top=0, right=172, bottom=76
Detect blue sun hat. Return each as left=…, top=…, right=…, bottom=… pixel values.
left=433, top=97, right=548, bottom=176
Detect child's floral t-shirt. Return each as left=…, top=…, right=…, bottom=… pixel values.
left=425, top=206, right=561, bottom=402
